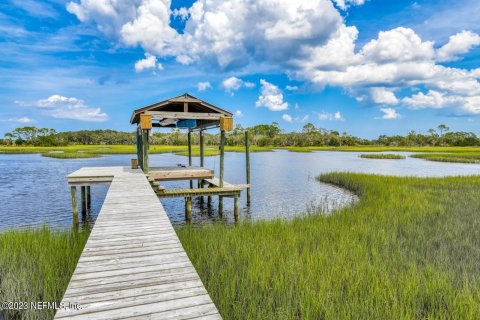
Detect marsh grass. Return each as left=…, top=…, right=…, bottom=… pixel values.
left=359, top=153, right=406, bottom=159
left=0, top=227, right=89, bottom=320
left=176, top=173, right=480, bottom=319
left=41, top=152, right=101, bottom=159
left=411, top=152, right=480, bottom=164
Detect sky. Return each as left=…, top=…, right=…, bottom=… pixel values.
left=1, top=0, right=480, bottom=138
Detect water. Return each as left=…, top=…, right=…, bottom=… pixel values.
left=0, top=151, right=479, bottom=231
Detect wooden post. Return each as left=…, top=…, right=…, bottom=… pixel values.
left=245, top=131, right=251, bottom=205
left=219, top=130, right=225, bottom=210
left=219, top=130, right=225, bottom=187
left=188, top=130, right=193, bottom=189
left=185, top=197, right=192, bottom=222
left=86, top=186, right=91, bottom=209
left=200, top=130, right=205, bottom=167
left=71, top=186, right=78, bottom=227
left=198, top=130, right=205, bottom=199
left=137, top=128, right=143, bottom=170
left=234, top=195, right=239, bottom=221
left=131, top=158, right=138, bottom=169
left=142, top=129, right=149, bottom=173
left=218, top=196, right=223, bottom=215
left=81, top=186, right=86, bottom=215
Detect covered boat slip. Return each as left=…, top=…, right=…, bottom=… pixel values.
left=132, top=93, right=251, bottom=219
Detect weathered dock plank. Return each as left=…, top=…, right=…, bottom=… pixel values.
left=55, top=166, right=220, bottom=319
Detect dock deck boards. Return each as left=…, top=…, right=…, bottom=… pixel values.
left=56, top=166, right=221, bottom=319
left=148, top=166, right=214, bottom=181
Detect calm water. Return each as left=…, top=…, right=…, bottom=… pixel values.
left=0, top=151, right=479, bottom=231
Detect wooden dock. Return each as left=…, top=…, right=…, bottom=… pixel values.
left=55, top=166, right=221, bottom=319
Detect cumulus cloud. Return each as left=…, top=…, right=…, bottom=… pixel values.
left=379, top=107, right=401, bottom=119
left=436, top=30, right=480, bottom=62
left=317, top=111, right=344, bottom=121
left=369, top=87, right=399, bottom=105
left=402, top=90, right=480, bottom=115
left=197, top=81, right=212, bottom=91
left=66, top=1, right=480, bottom=115
left=221, top=77, right=254, bottom=95
left=282, top=114, right=293, bottom=122
left=134, top=53, right=163, bottom=73
left=256, top=79, right=289, bottom=111
left=332, top=0, right=365, bottom=10
left=235, top=110, right=243, bottom=117
left=20, top=95, right=109, bottom=122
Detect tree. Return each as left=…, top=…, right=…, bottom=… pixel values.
left=302, top=123, right=317, bottom=134
left=437, top=124, right=450, bottom=136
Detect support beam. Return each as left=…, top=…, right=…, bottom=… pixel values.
left=200, top=130, right=205, bottom=167
left=219, top=130, right=225, bottom=187
left=245, top=130, right=251, bottom=205
left=81, top=186, right=86, bottom=215
left=184, top=102, right=188, bottom=112
left=86, top=186, right=91, bottom=209
left=219, top=130, right=225, bottom=211
left=218, top=196, right=223, bottom=216
left=185, top=197, right=192, bottom=222
left=145, top=111, right=222, bottom=120
left=234, top=195, right=239, bottom=221
left=199, top=130, right=205, bottom=201
left=188, top=130, right=193, bottom=189
left=142, top=129, right=149, bottom=173
left=136, top=128, right=143, bottom=170
left=71, top=186, right=78, bottom=228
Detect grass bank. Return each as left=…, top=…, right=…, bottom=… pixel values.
left=411, top=152, right=480, bottom=164
left=176, top=173, right=480, bottom=319
left=0, top=145, right=273, bottom=157
left=41, top=152, right=101, bottom=159
left=359, top=153, right=406, bottom=159
left=0, top=227, right=89, bottom=320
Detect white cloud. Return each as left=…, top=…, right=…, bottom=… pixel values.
left=66, top=1, right=480, bottom=116
left=134, top=53, right=163, bottom=73
left=379, top=107, right=401, bottom=119
left=7, top=117, right=33, bottom=123
left=285, top=85, right=298, bottom=91
left=197, top=81, right=212, bottom=91
left=436, top=30, right=480, bottom=62
left=369, top=87, right=399, bottom=105
left=402, top=90, right=480, bottom=115
left=282, top=114, right=293, bottom=122
left=22, top=95, right=109, bottom=122
left=317, top=111, right=344, bottom=121
left=300, top=115, right=310, bottom=122
left=67, top=0, right=344, bottom=70
left=235, top=110, right=243, bottom=117
left=221, top=77, right=254, bottom=95
left=332, top=0, right=365, bottom=10
left=256, top=79, right=289, bottom=111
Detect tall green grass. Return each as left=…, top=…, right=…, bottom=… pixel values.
left=359, top=153, right=406, bottom=159
left=411, top=152, right=480, bottom=164
left=177, top=173, right=480, bottom=319
left=41, top=152, right=101, bottom=159
left=0, top=227, right=89, bottom=320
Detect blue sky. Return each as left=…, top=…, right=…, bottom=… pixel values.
left=1, top=0, right=480, bottom=138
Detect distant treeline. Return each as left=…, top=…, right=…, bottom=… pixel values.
left=2, top=123, right=479, bottom=147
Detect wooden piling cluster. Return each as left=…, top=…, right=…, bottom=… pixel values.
left=70, top=185, right=92, bottom=227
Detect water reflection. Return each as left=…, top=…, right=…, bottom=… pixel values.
left=0, top=151, right=479, bottom=231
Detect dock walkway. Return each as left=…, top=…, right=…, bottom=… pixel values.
left=55, top=166, right=220, bottom=319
